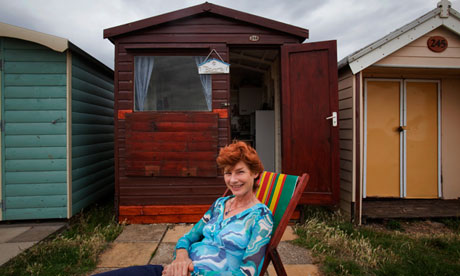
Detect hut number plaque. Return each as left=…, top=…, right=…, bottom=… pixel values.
left=427, top=36, right=448, bottom=52
left=249, top=35, right=260, bottom=42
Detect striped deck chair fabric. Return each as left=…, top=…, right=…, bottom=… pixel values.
left=255, top=171, right=299, bottom=230
left=222, top=170, right=310, bottom=276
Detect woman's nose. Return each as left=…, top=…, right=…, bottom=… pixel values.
left=229, top=173, right=238, bottom=183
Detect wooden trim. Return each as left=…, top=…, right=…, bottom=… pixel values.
left=0, top=42, right=3, bottom=221
left=66, top=50, right=72, bottom=219
left=124, top=43, right=211, bottom=50
left=104, top=3, right=308, bottom=41
left=119, top=205, right=210, bottom=223
left=273, top=56, right=282, bottom=173
left=363, top=199, right=460, bottom=219
left=114, top=42, right=120, bottom=220
left=354, top=72, right=361, bottom=224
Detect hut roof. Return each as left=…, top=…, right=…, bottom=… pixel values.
left=338, top=0, right=460, bottom=73
left=0, top=21, right=113, bottom=75
left=104, top=2, right=309, bottom=43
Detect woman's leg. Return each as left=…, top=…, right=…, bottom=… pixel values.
left=91, top=264, right=163, bottom=276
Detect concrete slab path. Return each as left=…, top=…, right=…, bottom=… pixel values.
left=0, top=222, right=66, bottom=266
left=91, top=224, right=321, bottom=276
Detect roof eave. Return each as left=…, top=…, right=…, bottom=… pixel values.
left=0, top=21, right=69, bottom=52
left=348, top=7, right=441, bottom=65
left=339, top=6, right=460, bottom=74
left=103, top=2, right=308, bottom=43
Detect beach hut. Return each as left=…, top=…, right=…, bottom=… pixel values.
left=104, top=2, right=340, bottom=223
left=338, top=0, right=460, bottom=223
left=0, top=22, right=114, bottom=220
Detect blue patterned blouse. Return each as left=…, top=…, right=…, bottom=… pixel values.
left=175, top=196, right=274, bottom=276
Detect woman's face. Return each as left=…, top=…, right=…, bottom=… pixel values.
left=224, top=161, right=259, bottom=198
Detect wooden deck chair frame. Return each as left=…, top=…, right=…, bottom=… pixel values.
left=223, top=171, right=310, bottom=276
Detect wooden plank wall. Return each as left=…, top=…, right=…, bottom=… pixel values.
left=338, top=67, right=354, bottom=218
left=124, top=112, right=218, bottom=177
left=71, top=54, right=114, bottom=215
left=112, top=14, right=301, bottom=222
left=2, top=38, right=68, bottom=220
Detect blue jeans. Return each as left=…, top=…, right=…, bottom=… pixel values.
left=92, top=265, right=163, bottom=276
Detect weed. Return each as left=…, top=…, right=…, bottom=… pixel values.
left=440, top=217, right=460, bottom=232
left=295, top=208, right=460, bottom=276
left=0, top=199, right=123, bottom=276
left=386, top=220, right=403, bottom=231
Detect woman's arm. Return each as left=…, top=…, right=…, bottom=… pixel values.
left=175, top=201, right=215, bottom=251
left=194, top=208, right=274, bottom=276
left=165, top=200, right=218, bottom=276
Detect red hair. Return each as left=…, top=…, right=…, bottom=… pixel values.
left=216, top=141, right=264, bottom=190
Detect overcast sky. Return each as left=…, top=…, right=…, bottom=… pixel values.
left=1, top=0, right=458, bottom=69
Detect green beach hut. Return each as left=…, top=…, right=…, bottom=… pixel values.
left=0, top=22, right=114, bottom=220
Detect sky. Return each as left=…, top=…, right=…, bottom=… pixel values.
left=1, top=0, right=458, bottom=69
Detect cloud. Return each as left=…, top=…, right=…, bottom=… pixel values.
left=0, top=0, right=458, bottom=68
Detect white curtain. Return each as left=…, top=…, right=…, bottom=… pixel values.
left=134, top=56, right=155, bottom=111
left=194, top=56, right=212, bottom=111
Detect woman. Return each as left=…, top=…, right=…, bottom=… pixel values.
left=95, top=141, right=273, bottom=276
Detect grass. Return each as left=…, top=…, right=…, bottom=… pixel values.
left=0, top=199, right=123, bottom=276
left=294, top=207, right=460, bottom=276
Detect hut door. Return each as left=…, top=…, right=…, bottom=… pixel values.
left=281, top=41, right=339, bottom=205
left=405, top=81, right=439, bottom=198
left=365, top=80, right=402, bottom=197
left=364, top=80, right=440, bottom=198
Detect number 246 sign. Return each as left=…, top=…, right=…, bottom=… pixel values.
left=427, top=36, right=448, bottom=52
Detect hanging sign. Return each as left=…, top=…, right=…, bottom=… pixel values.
left=427, top=36, right=448, bottom=52
left=198, top=49, right=230, bottom=74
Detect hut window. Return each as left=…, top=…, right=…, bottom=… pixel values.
left=134, top=56, right=211, bottom=111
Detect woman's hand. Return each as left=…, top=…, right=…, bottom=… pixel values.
left=162, top=249, right=194, bottom=276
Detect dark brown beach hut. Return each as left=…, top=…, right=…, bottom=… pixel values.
left=104, top=2, right=340, bottom=223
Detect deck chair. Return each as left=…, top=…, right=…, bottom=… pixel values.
left=224, top=171, right=310, bottom=276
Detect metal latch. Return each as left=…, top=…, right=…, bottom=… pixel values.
left=326, top=112, right=337, bottom=127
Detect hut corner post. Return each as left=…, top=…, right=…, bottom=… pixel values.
left=66, top=50, right=73, bottom=219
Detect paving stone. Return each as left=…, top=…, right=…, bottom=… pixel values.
left=115, top=224, right=168, bottom=242
left=97, top=242, right=158, bottom=268
left=8, top=225, right=64, bottom=243
left=0, top=227, right=31, bottom=243
left=277, top=241, right=313, bottom=264
left=0, top=242, right=36, bottom=266
left=281, top=226, right=298, bottom=241
left=267, top=264, right=320, bottom=276
left=162, top=224, right=194, bottom=243
left=150, top=242, right=175, bottom=266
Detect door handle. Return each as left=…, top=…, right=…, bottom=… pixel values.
left=398, top=126, right=409, bottom=132
left=326, top=112, right=337, bottom=127
left=221, top=102, right=230, bottom=107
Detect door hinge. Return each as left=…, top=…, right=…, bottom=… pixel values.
left=0, top=59, right=3, bottom=71
left=0, top=120, right=4, bottom=132
left=0, top=201, right=4, bottom=212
